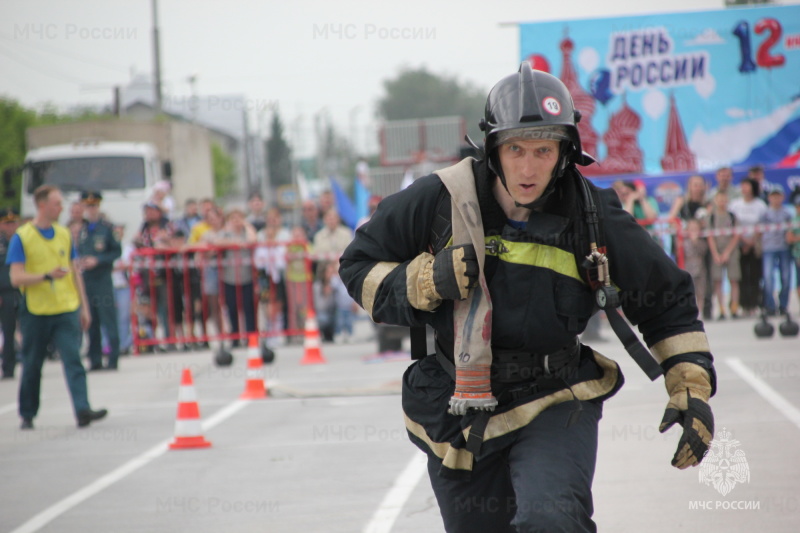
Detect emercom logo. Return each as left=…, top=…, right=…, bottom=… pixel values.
left=698, top=428, right=751, bottom=496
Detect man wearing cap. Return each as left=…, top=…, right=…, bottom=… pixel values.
left=77, top=191, right=122, bottom=370
left=7, top=185, right=107, bottom=429
left=759, top=185, right=793, bottom=316
left=0, top=207, right=21, bottom=379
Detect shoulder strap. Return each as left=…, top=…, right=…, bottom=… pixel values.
left=577, top=174, right=663, bottom=381
left=411, top=182, right=453, bottom=360
left=428, top=186, right=452, bottom=255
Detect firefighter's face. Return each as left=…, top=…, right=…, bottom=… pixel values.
left=497, top=139, right=560, bottom=205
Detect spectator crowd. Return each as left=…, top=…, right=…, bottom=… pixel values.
left=2, top=166, right=798, bottom=388
left=0, top=184, right=375, bottom=387
left=612, top=165, right=800, bottom=321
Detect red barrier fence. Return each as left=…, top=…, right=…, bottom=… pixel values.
left=126, top=218, right=799, bottom=353
left=128, top=241, right=340, bottom=354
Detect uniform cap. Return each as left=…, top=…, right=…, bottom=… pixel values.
left=0, top=207, right=20, bottom=223
left=81, top=191, right=103, bottom=205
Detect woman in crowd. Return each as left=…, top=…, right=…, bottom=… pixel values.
left=199, top=207, right=227, bottom=341
left=215, top=209, right=257, bottom=347
left=729, top=178, right=768, bottom=316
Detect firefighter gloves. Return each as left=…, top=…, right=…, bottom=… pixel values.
left=658, top=362, right=714, bottom=469
left=407, top=245, right=479, bottom=311
left=432, top=244, right=479, bottom=301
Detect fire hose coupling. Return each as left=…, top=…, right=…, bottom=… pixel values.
left=448, top=363, right=498, bottom=416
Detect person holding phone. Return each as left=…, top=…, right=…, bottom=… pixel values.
left=6, top=185, right=108, bottom=429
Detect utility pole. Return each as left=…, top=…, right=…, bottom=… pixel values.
left=152, top=0, right=163, bottom=113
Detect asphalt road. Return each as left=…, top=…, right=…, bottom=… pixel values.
left=1, top=308, right=799, bottom=533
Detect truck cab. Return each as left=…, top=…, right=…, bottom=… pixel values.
left=21, top=141, right=163, bottom=243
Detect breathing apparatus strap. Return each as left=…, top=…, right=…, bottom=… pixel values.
left=576, top=170, right=663, bottom=381
left=605, top=307, right=663, bottom=380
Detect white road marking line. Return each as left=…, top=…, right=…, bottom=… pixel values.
left=9, top=399, right=249, bottom=533
left=727, top=357, right=800, bottom=430
left=363, top=451, right=428, bottom=533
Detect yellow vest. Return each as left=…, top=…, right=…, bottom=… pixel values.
left=188, top=221, right=211, bottom=244
left=17, top=223, right=80, bottom=315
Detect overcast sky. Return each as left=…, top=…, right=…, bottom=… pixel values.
left=2, top=0, right=794, bottom=156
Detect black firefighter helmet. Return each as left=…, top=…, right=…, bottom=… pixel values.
left=478, top=62, right=595, bottom=209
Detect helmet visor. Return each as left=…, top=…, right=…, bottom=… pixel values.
left=496, top=125, right=570, bottom=145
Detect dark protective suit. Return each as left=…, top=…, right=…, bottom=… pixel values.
left=339, top=158, right=715, bottom=531
left=0, top=232, right=20, bottom=378
left=77, top=219, right=122, bottom=369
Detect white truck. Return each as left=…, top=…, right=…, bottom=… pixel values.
left=19, top=120, right=214, bottom=243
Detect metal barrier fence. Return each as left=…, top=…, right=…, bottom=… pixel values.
left=125, top=218, right=799, bottom=353
left=128, top=241, right=329, bottom=354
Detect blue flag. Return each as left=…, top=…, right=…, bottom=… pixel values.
left=329, top=176, right=358, bottom=229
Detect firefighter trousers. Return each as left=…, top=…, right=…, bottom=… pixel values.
left=427, top=399, right=602, bottom=533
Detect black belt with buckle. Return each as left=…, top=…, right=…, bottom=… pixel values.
left=491, top=338, right=581, bottom=384
left=433, top=338, right=581, bottom=385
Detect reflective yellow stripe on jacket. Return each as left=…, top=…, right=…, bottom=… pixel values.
left=483, top=236, right=584, bottom=284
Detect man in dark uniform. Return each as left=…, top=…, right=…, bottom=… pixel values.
left=0, top=207, right=21, bottom=379
left=77, top=191, right=122, bottom=370
left=340, top=64, right=715, bottom=532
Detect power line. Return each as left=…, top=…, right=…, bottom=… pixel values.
left=0, top=40, right=92, bottom=85
left=0, top=32, right=128, bottom=73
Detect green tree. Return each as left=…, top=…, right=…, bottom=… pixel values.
left=267, top=112, right=293, bottom=189
left=0, top=100, right=40, bottom=208
left=377, top=67, right=486, bottom=142
left=211, top=142, right=237, bottom=198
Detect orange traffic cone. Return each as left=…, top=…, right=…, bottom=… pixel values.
left=241, top=333, right=268, bottom=399
left=300, top=308, right=326, bottom=365
left=169, top=368, right=212, bottom=450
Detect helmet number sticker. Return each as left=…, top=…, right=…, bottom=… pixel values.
left=542, top=97, right=561, bottom=116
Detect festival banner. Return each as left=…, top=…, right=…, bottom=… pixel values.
left=518, top=5, right=800, bottom=178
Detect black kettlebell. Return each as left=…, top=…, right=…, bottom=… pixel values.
left=261, top=343, right=276, bottom=364
left=754, top=314, right=775, bottom=338
left=779, top=313, right=799, bottom=337
left=214, top=347, right=234, bottom=366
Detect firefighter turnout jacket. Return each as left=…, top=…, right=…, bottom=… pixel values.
left=339, top=158, right=715, bottom=477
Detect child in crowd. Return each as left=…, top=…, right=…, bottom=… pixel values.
left=313, top=260, right=338, bottom=343
left=683, top=218, right=708, bottom=317
left=706, top=191, right=740, bottom=319
left=284, top=226, right=312, bottom=339
left=759, top=186, right=793, bottom=316
left=787, top=196, right=800, bottom=310
left=159, top=229, right=189, bottom=351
